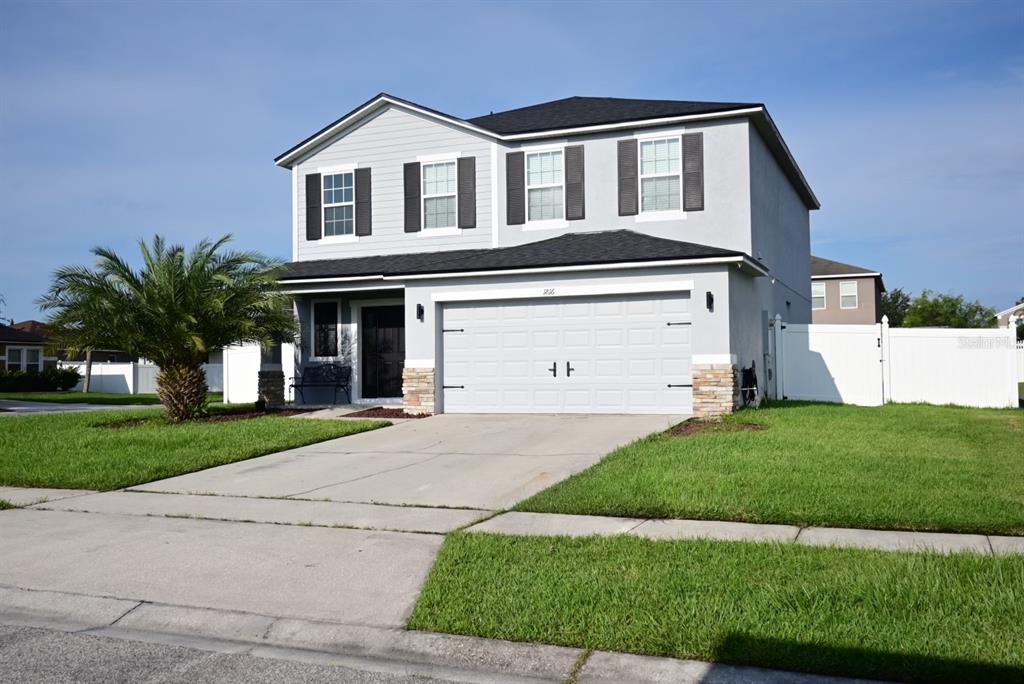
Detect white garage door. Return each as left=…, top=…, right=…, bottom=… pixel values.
left=441, top=292, right=692, bottom=414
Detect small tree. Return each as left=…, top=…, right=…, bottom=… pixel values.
left=903, top=290, right=996, bottom=329
left=880, top=288, right=912, bottom=327
left=39, top=235, right=296, bottom=421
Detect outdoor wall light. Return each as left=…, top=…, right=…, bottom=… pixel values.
left=706, top=292, right=714, bottom=313
left=416, top=303, right=424, bottom=321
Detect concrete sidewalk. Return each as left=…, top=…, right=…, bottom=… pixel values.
left=467, top=511, right=1024, bottom=555
left=0, top=585, right=880, bottom=684
left=0, top=400, right=156, bottom=414
left=0, top=487, right=95, bottom=507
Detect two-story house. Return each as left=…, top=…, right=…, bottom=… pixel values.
left=810, top=256, right=885, bottom=324
left=274, top=94, right=818, bottom=417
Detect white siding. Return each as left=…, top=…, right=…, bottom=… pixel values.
left=294, top=105, right=493, bottom=260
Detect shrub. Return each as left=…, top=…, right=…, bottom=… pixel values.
left=0, top=366, right=81, bottom=392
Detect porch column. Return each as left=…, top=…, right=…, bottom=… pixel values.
left=257, top=343, right=285, bottom=408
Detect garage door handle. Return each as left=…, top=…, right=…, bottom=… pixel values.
left=667, top=384, right=692, bottom=388
left=566, top=361, right=575, bottom=377
left=549, top=363, right=557, bottom=377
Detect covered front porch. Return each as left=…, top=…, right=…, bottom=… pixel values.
left=288, top=287, right=408, bottom=408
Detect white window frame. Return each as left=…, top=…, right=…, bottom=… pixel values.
left=811, top=281, right=827, bottom=310
left=310, top=299, right=342, bottom=360
left=318, top=164, right=358, bottom=243
left=524, top=145, right=567, bottom=229
left=637, top=134, right=684, bottom=219
left=5, top=346, right=43, bottom=372
left=839, top=281, right=859, bottom=309
left=421, top=159, right=459, bottom=232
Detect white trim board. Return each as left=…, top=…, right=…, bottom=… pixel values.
left=395, top=256, right=766, bottom=281
left=431, top=279, right=694, bottom=303
left=811, top=273, right=881, bottom=280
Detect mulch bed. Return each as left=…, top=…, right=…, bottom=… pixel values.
left=101, top=408, right=311, bottom=429
left=344, top=407, right=429, bottom=419
left=668, top=421, right=767, bottom=437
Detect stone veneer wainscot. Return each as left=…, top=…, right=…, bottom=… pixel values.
left=402, top=367, right=435, bottom=415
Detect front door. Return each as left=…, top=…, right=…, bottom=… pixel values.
left=361, top=305, right=405, bottom=398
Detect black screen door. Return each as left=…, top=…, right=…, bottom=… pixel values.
left=361, top=305, right=405, bottom=398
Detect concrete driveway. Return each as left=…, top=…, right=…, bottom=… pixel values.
left=1, top=413, right=675, bottom=634
left=132, top=413, right=678, bottom=509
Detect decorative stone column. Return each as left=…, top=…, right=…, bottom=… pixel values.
left=402, top=367, right=435, bottom=415
left=692, top=355, right=738, bottom=419
left=257, top=370, right=285, bottom=408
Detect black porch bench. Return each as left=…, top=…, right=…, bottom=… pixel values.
left=291, top=363, right=352, bottom=404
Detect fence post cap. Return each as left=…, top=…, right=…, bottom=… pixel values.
left=881, top=315, right=890, bottom=324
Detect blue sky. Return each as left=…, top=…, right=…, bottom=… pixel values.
left=1, top=0, right=1021, bottom=321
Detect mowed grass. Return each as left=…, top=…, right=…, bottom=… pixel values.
left=0, top=391, right=223, bottom=405
left=410, top=533, right=1024, bottom=684
left=517, top=402, right=1024, bottom=535
left=0, top=409, right=386, bottom=490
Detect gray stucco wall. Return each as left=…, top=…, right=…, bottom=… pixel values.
left=748, top=125, right=812, bottom=324
left=811, top=276, right=881, bottom=324
left=293, top=105, right=494, bottom=261
left=493, top=118, right=753, bottom=252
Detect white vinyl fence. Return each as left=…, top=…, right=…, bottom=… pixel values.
left=1017, top=341, right=1024, bottom=383
left=62, top=362, right=224, bottom=395
left=773, top=317, right=1018, bottom=408
left=221, top=343, right=295, bottom=404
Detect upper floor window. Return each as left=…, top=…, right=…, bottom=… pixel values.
left=640, top=137, right=681, bottom=212
left=323, top=173, right=354, bottom=236
left=527, top=150, right=563, bottom=221
left=423, top=161, right=457, bottom=229
left=840, top=281, right=858, bottom=309
left=811, top=282, right=826, bottom=310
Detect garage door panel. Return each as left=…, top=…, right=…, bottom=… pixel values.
left=443, top=293, right=692, bottom=414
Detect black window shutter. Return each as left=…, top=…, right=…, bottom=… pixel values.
left=354, top=168, right=372, bottom=236
left=457, top=156, right=476, bottom=229
left=403, top=162, right=421, bottom=232
left=565, top=145, right=585, bottom=220
left=683, top=132, right=704, bottom=211
left=506, top=151, right=525, bottom=225
left=305, top=173, right=322, bottom=240
left=617, top=140, right=638, bottom=216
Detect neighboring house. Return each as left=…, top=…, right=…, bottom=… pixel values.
left=0, top=324, right=58, bottom=372
left=810, top=256, right=885, bottom=324
left=273, top=93, right=819, bottom=417
left=995, top=302, right=1024, bottom=329
left=12, top=320, right=137, bottom=363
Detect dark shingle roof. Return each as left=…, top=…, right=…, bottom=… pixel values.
left=281, top=230, right=745, bottom=281
left=468, top=96, right=760, bottom=135
left=0, top=324, right=47, bottom=345
left=810, top=255, right=880, bottom=277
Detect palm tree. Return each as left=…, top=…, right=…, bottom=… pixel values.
left=39, top=235, right=296, bottom=421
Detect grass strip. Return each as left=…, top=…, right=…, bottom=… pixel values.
left=410, top=533, right=1024, bottom=684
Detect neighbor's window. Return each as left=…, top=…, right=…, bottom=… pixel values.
left=840, top=281, right=858, bottom=309
left=422, top=161, right=457, bottom=229
left=312, top=301, right=339, bottom=357
left=4, top=347, right=41, bottom=372
left=323, top=173, right=354, bottom=237
left=640, top=137, right=681, bottom=212
left=811, top=282, right=826, bottom=310
left=526, top=150, right=564, bottom=221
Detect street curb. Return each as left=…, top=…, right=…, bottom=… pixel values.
left=0, top=585, right=879, bottom=684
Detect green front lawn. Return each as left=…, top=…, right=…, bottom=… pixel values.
left=517, top=403, right=1024, bottom=535
left=410, top=533, right=1024, bottom=684
left=0, top=409, right=386, bottom=490
left=0, top=391, right=223, bottom=405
